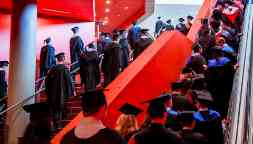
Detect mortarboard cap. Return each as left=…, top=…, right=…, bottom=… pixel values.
left=71, top=26, right=79, bottom=32
left=179, top=18, right=185, bottom=22
left=142, top=93, right=172, bottom=104
left=192, top=90, right=213, bottom=105
left=187, top=15, right=194, bottom=20
left=157, top=16, right=161, bottom=19
left=141, top=29, right=149, bottom=34
left=55, top=52, right=65, bottom=60
left=182, top=67, right=193, bottom=74
left=44, top=37, right=51, bottom=44
left=23, top=102, right=50, bottom=121
left=0, top=61, right=9, bottom=67
left=171, top=82, right=184, bottom=91
left=118, top=103, right=143, bottom=116
left=167, top=19, right=172, bottom=24
left=178, top=111, right=195, bottom=124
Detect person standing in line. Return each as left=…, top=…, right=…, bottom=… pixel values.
left=164, top=19, right=175, bottom=31
left=45, top=53, right=74, bottom=130
left=154, top=16, right=166, bottom=37
left=186, top=16, right=194, bottom=33
left=119, top=30, right=131, bottom=70
left=69, top=26, right=84, bottom=82
left=128, top=22, right=141, bottom=53
left=176, top=18, right=188, bottom=35
left=102, top=33, right=121, bottom=87
left=39, top=37, right=56, bottom=77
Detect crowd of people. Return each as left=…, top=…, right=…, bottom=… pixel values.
left=154, top=15, right=194, bottom=37
left=0, top=0, right=246, bottom=143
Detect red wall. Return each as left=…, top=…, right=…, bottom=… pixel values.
left=0, top=13, right=95, bottom=63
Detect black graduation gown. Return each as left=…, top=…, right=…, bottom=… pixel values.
left=45, top=64, right=74, bottom=111
left=102, top=42, right=121, bottom=86
left=194, top=110, right=224, bottom=144
left=206, top=63, right=235, bottom=117
left=0, top=70, right=7, bottom=99
left=40, top=45, right=56, bottom=77
left=70, top=36, right=84, bottom=69
left=119, top=38, right=129, bottom=70
left=134, top=37, right=153, bottom=59
left=60, top=128, right=127, bottom=144
left=179, top=129, right=208, bottom=144
left=79, top=51, right=100, bottom=91
left=134, top=123, right=183, bottom=144
left=155, top=20, right=165, bottom=36
left=164, top=24, right=175, bottom=31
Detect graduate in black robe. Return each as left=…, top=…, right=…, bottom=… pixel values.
left=119, top=30, right=130, bottom=70
left=178, top=111, right=208, bottom=144
left=155, top=16, right=166, bottom=37
left=176, top=18, right=188, bottom=35
left=134, top=29, right=153, bottom=59
left=0, top=61, right=8, bottom=111
left=69, top=26, right=84, bottom=81
left=192, top=90, right=224, bottom=144
left=21, top=102, right=52, bottom=144
left=61, top=90, right=127, bottom=144
left=129, top=97, right=183, bottom=144
left=39, top=37, right=56, bottom=77
left=164, top=19, right=175, bottom=31
left=45, top=53, right=74, bottom=130
left=79, top=43, right=100, bottom=91
left=102, top=33, right=121, bottom=87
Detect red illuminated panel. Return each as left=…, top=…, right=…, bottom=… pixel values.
left=0, top=0, right=94, bottom=21
left=96, top=0, right=145, bottom=32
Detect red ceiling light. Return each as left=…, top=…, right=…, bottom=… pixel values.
left=124, top=6, right=129, bottom=10
left=106, top=0, right=111, bottom=4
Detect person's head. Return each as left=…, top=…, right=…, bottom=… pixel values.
left=166, top=19, right=172, bottom=24
left=179, top=18, right=185, bottom=23
left=171, top=82, right=184, bottom=93
left=157, top=16, right=161, bottom=20
left=81, top=90, right=107, bottom=120
left=133, top=21, right=137, bottom=26
left=112, top=33, right=120, bottom=42
left=187, top=16, right=194, bottom=22
left=71, top=26, right=79, bottom=34
left=147, top=101, right=167, bottom=122
left=115, top=114, right=139, bottom=137
left=0, top=61, right=9, bottom=70
left=192, top=90, right=213, bottom=110
left=216, top=37, right=226, bottom=47
left=178, top=111, right=196, bottom=129
left=192, top=43, right=203, bottom=54
left=55, top=53, right=65, bottom=63
left=44, top=37, right=52, bottom=45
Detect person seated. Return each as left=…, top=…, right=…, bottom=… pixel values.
left=208, top=46, right=231, bottom=68
left=21, top=102, right=52, bottom=144
left=129, top=96, right=183, bottom=144
left=115, top=103, right=142, bottom=142
left=192, top=90, right=224, bottom=144
left=178, top=111, right=208, bottom=144
left=61, top=90, right=127, bottom=144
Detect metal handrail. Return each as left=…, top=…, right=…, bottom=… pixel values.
left=0, top=61, right=80, bottom=116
